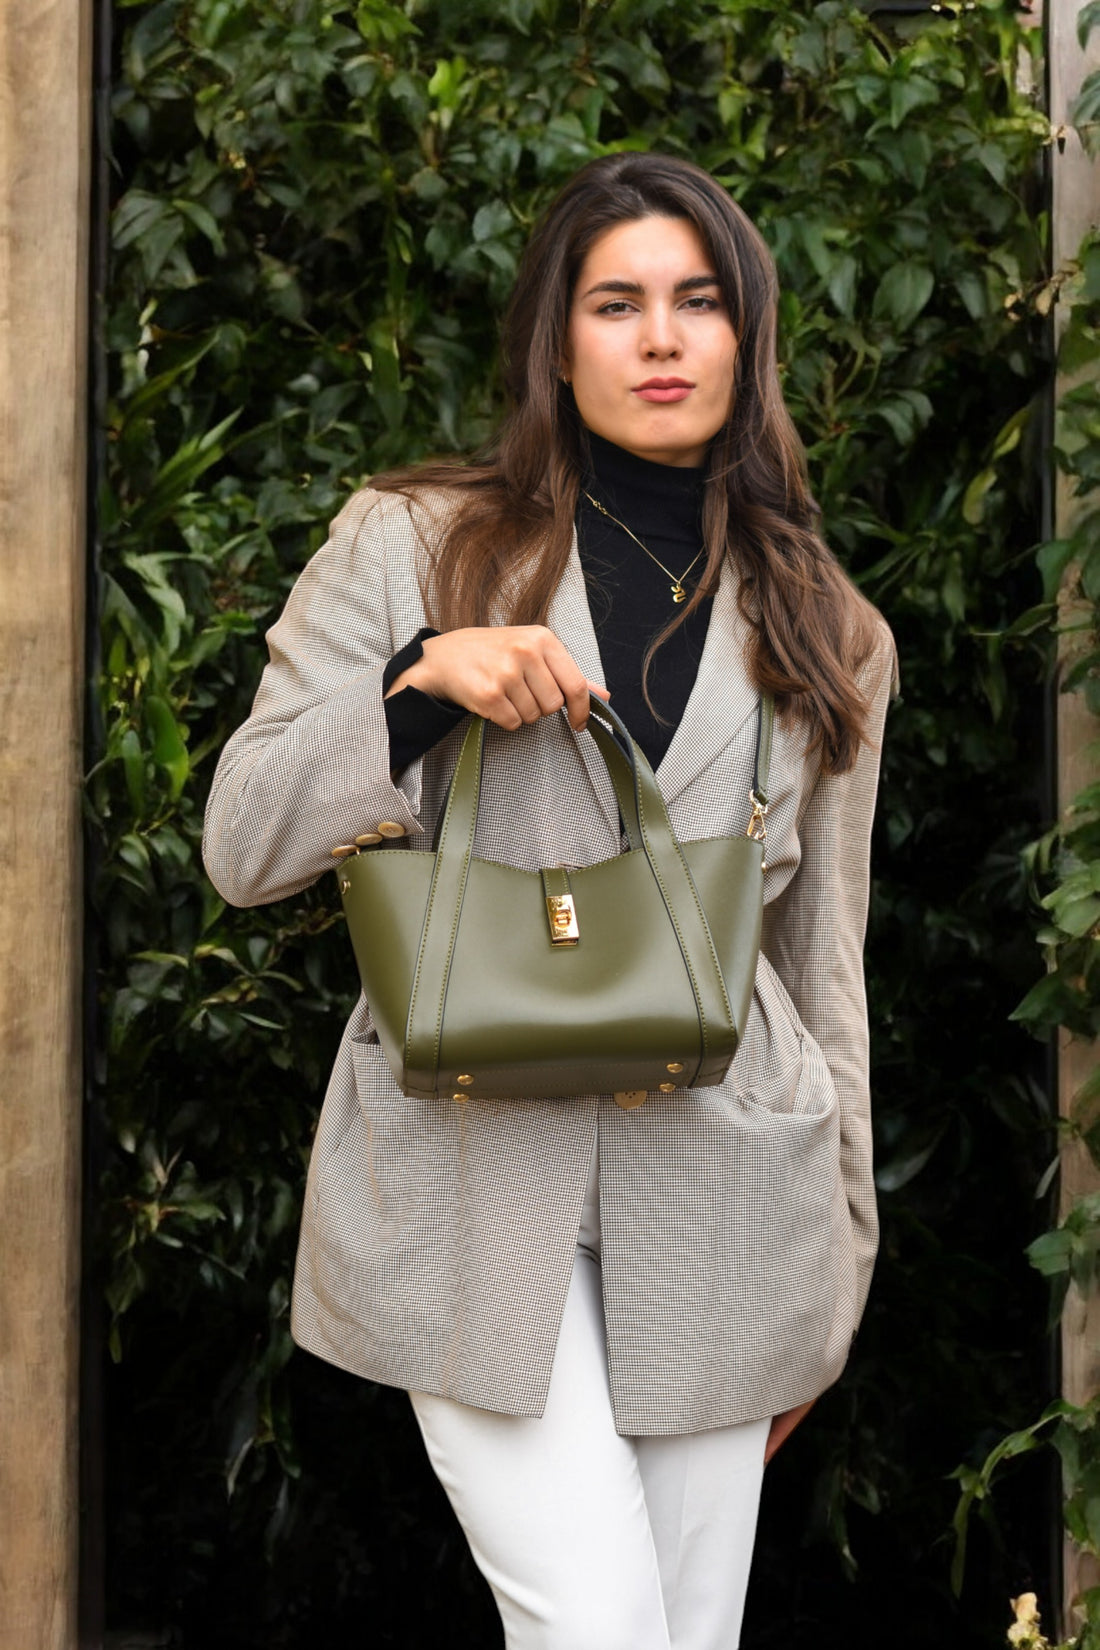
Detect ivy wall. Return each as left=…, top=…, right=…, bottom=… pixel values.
left=94, top=1, right=1057, bottom=1644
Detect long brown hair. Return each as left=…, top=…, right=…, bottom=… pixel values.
left=373, top=152, right=886, bottom=774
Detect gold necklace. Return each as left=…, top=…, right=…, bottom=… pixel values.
left=583, top=492, right=704, bottom=605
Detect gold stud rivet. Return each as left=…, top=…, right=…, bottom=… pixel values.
left=666, top=1062, right=684, bottom=1074
left=659, top=1082, right=677, bottom=1094
left=340, top=878, right=351, bottom=893
left=452, top=1093, right=467, bottom=1103
left=331, top=844, right=357, bottom=857
left=377, top=821, right=405, bottom=839
left=457, top=1074, right=473, bottom=1086
left=355, top=832, right=383, bottom=846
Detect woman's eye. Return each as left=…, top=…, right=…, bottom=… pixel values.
left=593, top=295, right=721, bottom=315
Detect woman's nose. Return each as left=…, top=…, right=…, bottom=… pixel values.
left=640, top=306, right=682, bottom=359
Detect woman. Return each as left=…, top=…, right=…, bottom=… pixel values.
left=203, top=152, right=896, bottom=1650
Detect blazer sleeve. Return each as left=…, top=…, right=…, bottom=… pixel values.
left=202, top=487, right=428, bottom=908
left=760, top=622, right=898, bottom=1329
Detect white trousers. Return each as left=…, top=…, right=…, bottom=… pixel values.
left=409, top=1137, right=770, bottom=1650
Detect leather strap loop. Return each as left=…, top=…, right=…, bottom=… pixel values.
left=752, top=695, right=774, bottom=806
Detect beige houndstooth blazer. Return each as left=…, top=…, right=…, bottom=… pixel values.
left=202, top=484, right=896, bottom=1436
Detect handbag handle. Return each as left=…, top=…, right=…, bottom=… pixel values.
left=585, top=695, right=773, bottom=852
left=403, top=691, right=773, bottom=1098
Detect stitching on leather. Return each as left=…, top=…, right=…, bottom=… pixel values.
left=591, top=712, right=722, bottom=1070
left=406, top=719, right=480, bottom=1092
left=616, top=724, right=733, bottom=1073
left=429, top=769, right=477, bottom=1081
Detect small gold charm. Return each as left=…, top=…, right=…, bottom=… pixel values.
left=671, top=584, right=687, bottom=604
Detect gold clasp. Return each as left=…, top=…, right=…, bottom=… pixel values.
left=745, top=791, right=768, bottom=871
left=745, top=790, right=768, bottom=840
left=545, top=893, right=579, bottom=945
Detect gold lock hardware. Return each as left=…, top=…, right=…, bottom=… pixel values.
left=545, top=893, right=579, bottom=945
left=614, top=1090, right=647, bottom=1110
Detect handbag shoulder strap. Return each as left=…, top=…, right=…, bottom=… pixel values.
left=753, top=694, right=774, bottom=806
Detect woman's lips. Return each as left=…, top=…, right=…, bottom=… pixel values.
left=633, top=380, right=694, bottom=404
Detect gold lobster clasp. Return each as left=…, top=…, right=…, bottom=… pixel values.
left=745, top=790, right=768, bottom=869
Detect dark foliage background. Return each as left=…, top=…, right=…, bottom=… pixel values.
left=91, top=1, right=1059, bottom=1644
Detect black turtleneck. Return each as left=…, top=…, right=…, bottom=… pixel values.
left=383, top=431, right=713, bottom=773
left=577, top=431, right=712, bottom=767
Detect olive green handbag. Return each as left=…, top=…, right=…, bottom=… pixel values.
left=336, top=692, right=772, bottom=1106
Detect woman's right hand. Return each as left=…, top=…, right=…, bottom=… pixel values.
left=385, top=625, right=609, bottom=732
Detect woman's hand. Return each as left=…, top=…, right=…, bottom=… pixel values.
left=764, top=1398, right=816, bottom=1464
left=385, top=625, right=609, bottom=732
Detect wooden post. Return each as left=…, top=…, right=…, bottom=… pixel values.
left=1051, top=0, right=1100, bottom=1635
left=0, top=2, right=91, bottom=1647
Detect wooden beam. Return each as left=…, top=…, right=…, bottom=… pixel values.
left=0, top=2, right=91, bottom=1647
left=1051, top=0, right=1100, bottom=1636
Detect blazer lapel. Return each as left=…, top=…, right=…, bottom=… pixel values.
left=545, top=529, right=621, bottom=842
left=548, top=532, right=760, bottom=831
left=654, top=554, right=760, bottom=809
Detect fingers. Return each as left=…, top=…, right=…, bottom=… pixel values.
left=412, top=626, right=609, bottom=733
left=538, top=632, right=599, bottom=730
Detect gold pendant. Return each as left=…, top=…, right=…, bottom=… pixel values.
left=671, top=584, right=687, bottom=604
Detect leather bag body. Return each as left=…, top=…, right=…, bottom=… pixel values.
left=338, top=694, right=773, bottom=1102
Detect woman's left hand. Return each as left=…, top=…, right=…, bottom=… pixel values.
left=764, top=1399, right=816, bottom=1464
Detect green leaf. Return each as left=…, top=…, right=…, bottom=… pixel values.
left=144, top=695, right=189, bottom=801
left=962, top=467, right=996, bottom=526
left=1026, top=1228, right=1075, bottom=1276
left=872, top=262, right=934, bottom=331
left=1071, top=68, right=1100, bottom=156
left=171, top=198, right=226, bottom=255
left=1037, top=538, right=1076, bottom=603
left=889, top=74, right=940, bottom=129
left=128, top=410, right=243, bottom=530
left=119, top=727, right=146, bottom=817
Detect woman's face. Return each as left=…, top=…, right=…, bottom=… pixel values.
left=563, top=215, right=738, bottom=468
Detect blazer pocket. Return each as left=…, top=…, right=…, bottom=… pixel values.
left=730, top=953, right=817, bottom=1116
